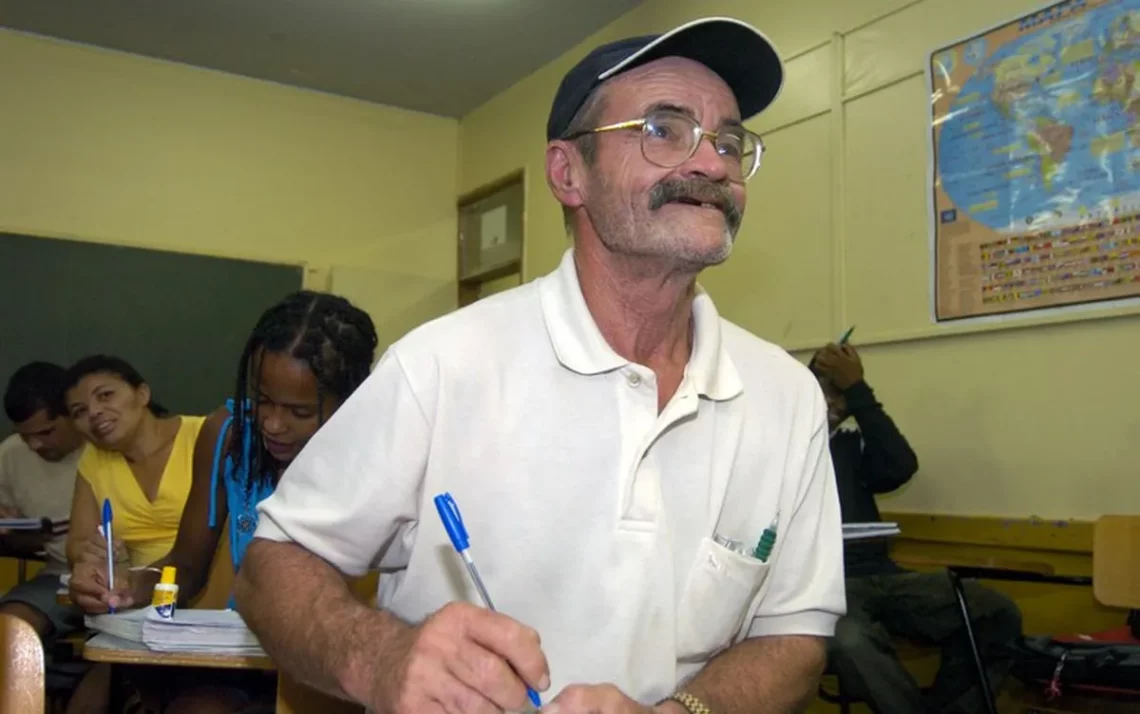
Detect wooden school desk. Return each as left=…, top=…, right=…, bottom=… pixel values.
left=83, top=634, right=363, bottom=713
left=83, top=633, right=273, bottom=670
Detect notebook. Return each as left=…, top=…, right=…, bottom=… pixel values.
left=85, top=607, right=266, bottom=656
left=142, top=609, right=266, bottom=655
left=84, top=607, right=148, bottom=643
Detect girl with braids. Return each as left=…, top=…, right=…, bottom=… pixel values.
left=69, top=291, right=377, bottom=714
left=210, top=288, right=378, bottom=581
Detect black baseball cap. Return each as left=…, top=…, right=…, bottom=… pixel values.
left=546, top=17, right=784, bottom=141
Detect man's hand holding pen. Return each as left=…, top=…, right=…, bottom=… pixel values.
left=368, top=601, right=549, bottom=714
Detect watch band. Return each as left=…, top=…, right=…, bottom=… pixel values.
left=665, top=691, right=713, bottom=714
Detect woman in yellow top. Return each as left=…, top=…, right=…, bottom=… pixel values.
left=63, top=355, right=204, bottom=570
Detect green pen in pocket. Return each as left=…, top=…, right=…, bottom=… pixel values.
left=753, top=514, right=779, bottom=562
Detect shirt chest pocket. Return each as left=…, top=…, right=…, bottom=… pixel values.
left=675, top=536, right=770, bottom=662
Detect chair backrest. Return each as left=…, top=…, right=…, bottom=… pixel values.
left=1093, top=515, right=1140, bottom=609
left=0, top=613, right=44, bottom=714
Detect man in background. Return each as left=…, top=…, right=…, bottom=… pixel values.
left=1, top=361, right=85, bottom=643
left=812, top=342, right=1022, bottom=714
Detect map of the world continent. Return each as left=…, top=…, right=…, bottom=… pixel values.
left=930, top=0, right=1140, bottom=321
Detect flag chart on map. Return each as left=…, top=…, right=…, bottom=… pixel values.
left=928, top=0, right=1140, bottom=323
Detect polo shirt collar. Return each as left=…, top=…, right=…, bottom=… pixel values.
left=538, top=249, right=743, bottom=401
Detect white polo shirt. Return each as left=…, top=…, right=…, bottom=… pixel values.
left=255, top=248, right=845, bottom=704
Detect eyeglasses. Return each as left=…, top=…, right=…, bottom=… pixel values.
left=562, top=109, right=765, bottom=182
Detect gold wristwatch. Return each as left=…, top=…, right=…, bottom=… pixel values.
left=664, top=691, right=713, bottom=714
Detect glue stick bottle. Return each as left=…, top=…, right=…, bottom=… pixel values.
left=152, top=566, right=178, bottom=620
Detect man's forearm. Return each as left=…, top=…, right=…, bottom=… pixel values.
left=234, top=538, right=410, bottom=704
left=679, top=635, right=827, bottom=714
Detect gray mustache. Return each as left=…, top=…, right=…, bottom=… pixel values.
left=648, top=179, right=742, bottom=231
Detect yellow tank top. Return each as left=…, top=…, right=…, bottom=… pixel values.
left=78, top=415, right=205, bottom=567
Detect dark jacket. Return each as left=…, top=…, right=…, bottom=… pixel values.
left=829, top=380, right=919, bottom=577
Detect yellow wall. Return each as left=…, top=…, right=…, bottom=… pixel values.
left=0, top=29, right=459, bottom=330
left=458, top=0, right=1140, bottom=520
left=5, top=3, right=1136, bottom=518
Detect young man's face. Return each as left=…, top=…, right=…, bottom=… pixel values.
left=15, top=408, right=83, bottom=462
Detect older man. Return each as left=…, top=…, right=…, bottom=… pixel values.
left=236, top=17, right=845, bottom=714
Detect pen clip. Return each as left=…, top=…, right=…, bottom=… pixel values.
left=102, top=499, right=113, bottom=525
left=433, top=492, right=469, bottom=552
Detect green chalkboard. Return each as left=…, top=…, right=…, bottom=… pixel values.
left=0, top=233, right=303, bottom=434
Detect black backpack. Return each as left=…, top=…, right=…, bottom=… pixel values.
left=1130, top=610, right=1140, bottom=639
left=1012, top=635, right=1140, bottom=696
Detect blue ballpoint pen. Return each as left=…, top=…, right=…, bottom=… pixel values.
left=434, top=492, right=542, bottom=710
left=102, top=499, right=115, bottom=614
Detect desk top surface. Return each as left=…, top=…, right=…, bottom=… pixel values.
left=893, top=553, right=1056, bottom=575
left=83, top=633, right=275, bottom=671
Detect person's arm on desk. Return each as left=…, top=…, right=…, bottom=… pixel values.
left=662, top=637, right=825, bottom=714
left=552, top=636, right=825, bottom=714
left=236, top=538, right=400, bottom=699
left=235, top=352, right=550, bottom=714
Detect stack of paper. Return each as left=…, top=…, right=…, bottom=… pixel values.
left=85, top=608, right=147, bottom=643
left=843, top=522, right=901, bottom=541
left=142, top=609, right=266, bottom=656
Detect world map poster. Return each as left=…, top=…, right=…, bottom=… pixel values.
left=929, top=0, right=1140, bottom=322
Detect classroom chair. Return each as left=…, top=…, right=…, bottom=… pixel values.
left=0, top=612, right=45, bottom=714
left=1093, top=515, right=1140, bottom=611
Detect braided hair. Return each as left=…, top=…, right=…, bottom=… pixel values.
left=230, top=291, right=378, bottom=493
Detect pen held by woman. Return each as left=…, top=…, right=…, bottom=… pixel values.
left=68, top=559, right=138, bottom=614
